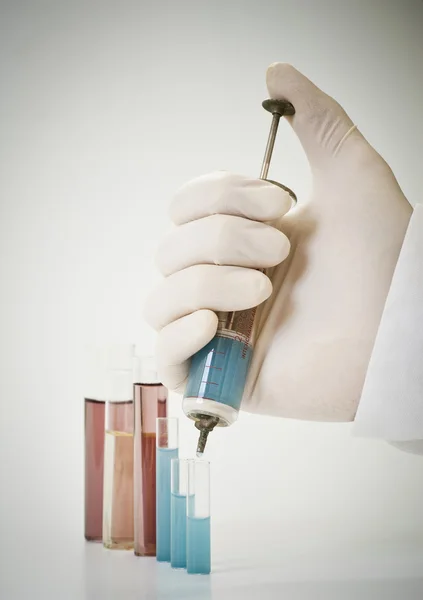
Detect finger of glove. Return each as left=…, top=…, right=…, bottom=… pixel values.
left=170, top=171, right=292, bottom=225
left=143, top=264, right=272, bottom=331
left=156, top=214, right=291, bottom=276
left=156, top=309, right=218, bottom=392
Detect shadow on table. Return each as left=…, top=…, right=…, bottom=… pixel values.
left=154, top=562, right=212, bottom=600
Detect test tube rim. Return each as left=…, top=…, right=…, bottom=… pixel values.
left=171, top=457, right=193, bottom=496
left=156, top=416, right=179, bottom=449
left=188, top=459, right=211, bottom=519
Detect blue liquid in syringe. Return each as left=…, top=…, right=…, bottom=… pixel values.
left=170, top=493, right=187, bottom=568
left=187, top=516, right=211, bottom=574
left=185, top=336, right=252, bottom=409
left=156, top=447, right=178, bottom=562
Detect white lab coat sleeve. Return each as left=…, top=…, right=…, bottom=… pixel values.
left=352, top=203, right=423, bottom=443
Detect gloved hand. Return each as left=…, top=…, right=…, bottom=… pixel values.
left=144, top=63, right=412, bottom=422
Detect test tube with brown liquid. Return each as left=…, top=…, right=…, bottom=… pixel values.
left=84, top=398, right=105, bottom=541
left=84, top=346, right=108, bottom=542
left=133, top=356, right=168, bottom=556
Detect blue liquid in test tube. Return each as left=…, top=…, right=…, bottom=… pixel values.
left=187, top=516, right=211, bottom=575
left=170, top=492, right=187, bottom=568
left=171, top=458, right=191, bottom=569
left=187, top=460, right=211, bottom=575
left=156, top=418, right=179, bottom=562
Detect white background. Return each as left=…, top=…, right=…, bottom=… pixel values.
left=1, top=1, right=423, bottom=598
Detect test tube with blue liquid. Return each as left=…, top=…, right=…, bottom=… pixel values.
left=181, top=98, right=297, bottom=455
left=156, top=417, right=179, bottom=562
left=170, top=458, right=191, bottom=569
left=187, top=460, right=211, bottom=575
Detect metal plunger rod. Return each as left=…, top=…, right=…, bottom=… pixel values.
left=260, top=98, right=295, bottom=179
left=260, top=113, right=281, bottom=180
left=224, top=100, right=294, bottom=334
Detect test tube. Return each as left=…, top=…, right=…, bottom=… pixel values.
left=102, top=344, right=135, bottom=550
left=171, top=458, right=191, bottom=569
left=84, top=396, right=105, bottom=541
left=187, top=460, right=211, bottom=575
left=83, top=345, right=108, bottom=542
left=156, top=417, right=179, bottom=562
left=133, top=356, right=168, bottom=556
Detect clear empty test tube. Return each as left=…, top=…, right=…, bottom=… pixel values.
left=187, top=460, right=211, bottom=575
left=156, top=417, right=179, bottom=562
left=170, top=458, right=191, bottom=569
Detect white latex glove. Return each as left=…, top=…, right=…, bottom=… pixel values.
left=144, top=63, right=412, bottom=423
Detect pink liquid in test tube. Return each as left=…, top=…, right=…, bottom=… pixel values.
left=84, top=346, right=109, bottom=542
left=84, top=398, right=105, bottom=541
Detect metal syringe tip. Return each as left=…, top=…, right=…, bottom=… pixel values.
left=194, top=415, right=219, bottom=457
left=196, top=429, right=210, bottom=456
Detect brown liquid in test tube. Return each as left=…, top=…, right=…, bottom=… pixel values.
left=134, top=382, right=168, bottom=556
left=84, top=399, right=105, bottom=541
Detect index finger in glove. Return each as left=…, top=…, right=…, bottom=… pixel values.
left=170, top=171, right=293, bottom=225
left=143, top=264, right=272, bottom=331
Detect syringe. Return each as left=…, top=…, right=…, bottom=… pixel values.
left=182, top=99, right=297, bottom=456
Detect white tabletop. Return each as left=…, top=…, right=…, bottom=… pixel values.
left=3, top=526, right=423, bottom=600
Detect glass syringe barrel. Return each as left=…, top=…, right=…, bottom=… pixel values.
left=182, top=99, right=296, bottom=440
left=184, top=308, right=256, bottom=425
